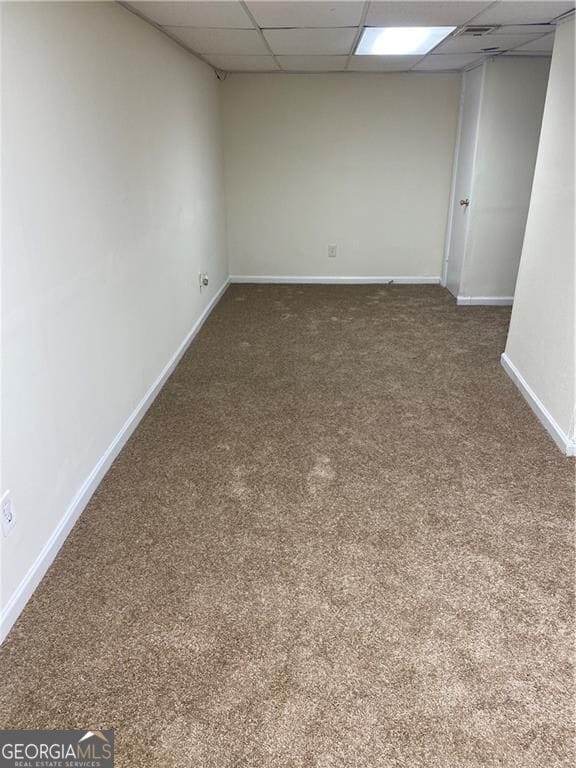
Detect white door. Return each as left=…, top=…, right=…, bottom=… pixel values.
left=445, top=65, right=484, bottom=297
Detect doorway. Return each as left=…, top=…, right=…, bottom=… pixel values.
left=445, top=65, right=484, bottom=297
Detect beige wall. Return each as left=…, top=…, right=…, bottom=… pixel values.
left=221, top=73, right=460, bottom=279
left=460, top=56, right=550, bottom=298
left=504, top=18, right=575, bottom=449
left=1, top=2, right=227, bottom=624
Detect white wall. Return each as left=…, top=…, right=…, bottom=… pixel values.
left=221, top=73, right=460, bottom=279
left=459, top=56, right=550, bottom=299
left=1, top=2, right=227, bottom=632
left=503, top=18, right=575, bottom=453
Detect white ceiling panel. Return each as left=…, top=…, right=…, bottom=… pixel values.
left=366, top=1, right=493, bottom=26
left=277, top=55, right=349, bottom=70
left=435, top=31, right=543, bottom=53
left=413, top=53, right=484, bottom=70
left=247, top=1, right=363, bottom=28
left=128, top=1, right=253, bottom=29
left=204, top=54, right=279, bottom=70
left=472, top=1, right=575, bottom=25
left=513, top=32, right=555, bottom=51
left=348, top=54, right=422, bottom=70
left=492, top=24, right=554, bottom=34
left=165, top=27, right=268, bottom=53
left=348, top=56, right=422, bottom=72
left=503, top=48, right=552, bottom=56
left=264, top=27, right=357, bottom=54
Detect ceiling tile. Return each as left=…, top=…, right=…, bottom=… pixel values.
left=204, top=54, right=279, bottom=70
left=277, top=55, right=349, bottom=71
left=128, top=1, right=253, bottom=29
left=366, top=1, right=493, bottom=27
left=471, top=1, right=575, bottom=25
left=348, top=55, right=422, bottom=71
left=413, top=53, right=485, bottom=70
left=165, top=27, right=268, bottom=54
left=503, top=48, right=552, bottom=56
left=512, top=32, right=556, bottom=51
left=492, top=24, right=554, bottom=34
left=435, top=31, right=543, bottom=53
left=246, top=1, right=363, bottom=28
left=263, top=27, right=357, bottom=55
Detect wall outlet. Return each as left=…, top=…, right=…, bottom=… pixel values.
left=1, top=491, right=16, bottom=537
left=328, top=244, right=337, bottom=258
left=198, top=272, right=209, bottom=292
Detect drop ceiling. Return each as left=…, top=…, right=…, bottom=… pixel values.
left=124, top=1, right=575, bottom=73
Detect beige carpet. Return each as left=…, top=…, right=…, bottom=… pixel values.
left=0, top=285, right=574, bottom=767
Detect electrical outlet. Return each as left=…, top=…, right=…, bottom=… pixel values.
left=328, top=244, right=337, bottom=258
left=1, top=491, right=16, bottom=537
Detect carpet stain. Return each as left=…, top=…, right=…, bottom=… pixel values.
left=0, top=285, right=573, bottom=768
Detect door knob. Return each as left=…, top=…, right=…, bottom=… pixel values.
left=459, top=198, right=470, bottom=207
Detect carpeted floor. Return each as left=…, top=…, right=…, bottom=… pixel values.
left=0, top=285, right=574, bottom=767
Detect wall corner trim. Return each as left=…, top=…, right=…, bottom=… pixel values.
left=0, top=278, right=230, bottom=644
left=229, top=276, right=442, bottom=285
left=501, top=353, right=576, bottom=457
left=457, top=296, right=514, bottom=306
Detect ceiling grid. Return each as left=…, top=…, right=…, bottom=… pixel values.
left=122, top=1, right=575, bottom=73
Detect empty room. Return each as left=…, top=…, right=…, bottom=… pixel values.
left=0, top=1, right=574, bottom=766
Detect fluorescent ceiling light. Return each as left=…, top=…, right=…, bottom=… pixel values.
left=356, top=26, right=456, bottom=56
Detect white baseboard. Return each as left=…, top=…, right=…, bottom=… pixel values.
left=230, top=275, right=442, bottom=285
left=457, top=296, right=514, bottom=306
left=0, top=279, right=230, bottom=644
left=501, top=353, right=576, bottom=457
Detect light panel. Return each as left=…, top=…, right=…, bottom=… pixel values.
left=356, top=26, right=456, bottom=56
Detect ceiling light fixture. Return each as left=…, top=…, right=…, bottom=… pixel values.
left=355, top=26, right=456, bottom=56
